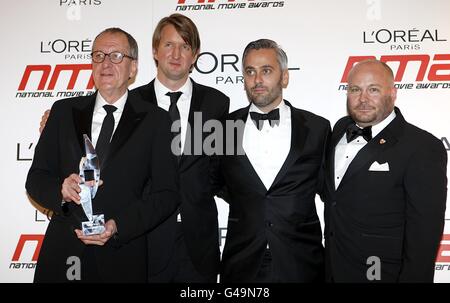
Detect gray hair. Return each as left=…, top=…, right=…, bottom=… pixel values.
left=94, top=27, right=138, bottom=60
left=242, top=39, right=288, bottom=70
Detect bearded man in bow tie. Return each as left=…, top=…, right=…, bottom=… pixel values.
left=323, top=59, right=447, bottom=282
left=212, top=39, right=331, bottom=282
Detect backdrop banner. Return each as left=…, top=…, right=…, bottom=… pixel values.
left=1, top=0, right=448, bottom=282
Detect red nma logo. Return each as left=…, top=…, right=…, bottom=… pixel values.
left=436, top=234, right=450, bottom=263
left=341, top=54, right=450, bottom=82
left=10, top=234, right=44, bottom=269
left=18, top=64, right=94, bottom=91
left=177, top=0, right=253, bottom=3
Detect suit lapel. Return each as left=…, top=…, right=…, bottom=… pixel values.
left=269, top=101, right=307, bottom=191
left=139, top=79, right=198, bottom=168
left=233, top=105, right=268, bottom=194
left=180, top=79, right=204, bottom=166
left=101, top=93, right=147, bottom=170
left=329, top=117, right=352, bottom=191
left=72, top=93, right=96, bottom=154
left=136, top=80, right=158, bottom=105
left=337, top=110, right=403, bottom=189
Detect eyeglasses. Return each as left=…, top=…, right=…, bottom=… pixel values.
left=91, top=51, right=135, bottom=64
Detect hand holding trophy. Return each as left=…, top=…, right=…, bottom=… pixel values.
left=79, top=134, right=105, bottom=235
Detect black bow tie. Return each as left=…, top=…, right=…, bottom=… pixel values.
left=346, top=123, right=372, bottom=143
left=250, top=108, right=280, bottom=131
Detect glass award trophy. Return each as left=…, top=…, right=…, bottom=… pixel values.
left=79, top=134, right=105, bottom=235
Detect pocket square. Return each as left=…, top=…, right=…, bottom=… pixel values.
left=369, top=161, right=390, bottom=171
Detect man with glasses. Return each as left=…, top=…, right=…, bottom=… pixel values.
left=37, top=15, right=229, bottom=283
left=91, top=51, right=135, bottom=64
left=26, top=27, right=179, bottom=282
left=322, top=59, right=447, bottom=282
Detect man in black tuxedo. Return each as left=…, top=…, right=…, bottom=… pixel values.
left=133, top=14, right=229, bottom=282
left=26, top=28, right=179, bottom=282
left=323, top=59, right=447, bottom=282
left=214, top=39, right=331, bottom=282
left=38, top=15, right=229, bottom=282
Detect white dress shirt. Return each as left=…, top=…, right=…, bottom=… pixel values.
left=243, top=100, right=292, bottom=190
left=154, top=78, right=193, bottom=222
left=91, top=91, right=127, bottom=148
left=154, top=77, right=193, bottom=152
left=334, top=110, right=396, bottom=189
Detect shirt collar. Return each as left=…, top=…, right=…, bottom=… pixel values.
left=356, top=110, right=396, bottom=138
left=94, top=90, right=128, bottom=114
left=154, top=77, right=192, bottom=101
left=249, top=99, right=288, bottom=117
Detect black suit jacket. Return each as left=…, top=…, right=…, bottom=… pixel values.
left=26, top=91, right=179, bottom=282
left=323, top=107, right=447, bottom=282
left=133, top=79, right=229, bottom=277
left=215, top=101, right=331, bottom=282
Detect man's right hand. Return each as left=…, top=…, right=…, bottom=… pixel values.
left=61, top=175, right=104, bottom=204
left=61, top=174, right=82, bottom=204
left=39, top=109, right=50, bottom=133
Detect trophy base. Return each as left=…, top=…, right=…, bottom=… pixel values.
left=82, top=214, right=105, bottom=235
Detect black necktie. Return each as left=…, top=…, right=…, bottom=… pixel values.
left=346, top=123, right=372, bottom=143
left=250, top=108, right=280, bottom=131
left=96, top=104, right=117, bottom=165
left=166, top=91, right=183, bottom=156
left=166, top=91, right=183, bottom=123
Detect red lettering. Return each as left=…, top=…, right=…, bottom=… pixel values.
left=47, top=64, right=93, bottom=90
left=18, top=65, right=51, bottom=91
left=380, top=54, right=429, bottom=81
left=178, top=0, right=239, bottom=3
left=436, top=234, right=450, bottom=263
left=12, top=234, right=44, bottom=262
left=340, top=56, right=375, bottom=82
left=18, top=64, right=94, bottom=91
left=428, top=54, right=450, bottom=81
left=341, top=54, right=450, bottom=83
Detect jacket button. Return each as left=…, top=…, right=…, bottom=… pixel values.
left=332, top=201, right=337, bottom=207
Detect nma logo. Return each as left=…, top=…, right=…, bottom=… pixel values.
left=436, top=234, right=450, bottom=263
left=18, top=64, right=94, bottom=91
left=177, top=0, right=255, bottom=3
left=341, top=54, right=450, bottom=82
left=176, top=0, right=284, bottom=10
left=10, top=234, right=44, bottom=270
left=16, top=64, right=95, bottom=98
left=435, top=234, right=450, bottom=271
